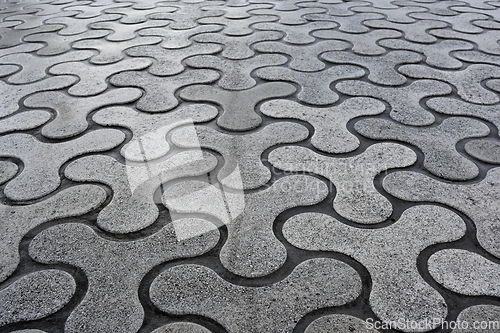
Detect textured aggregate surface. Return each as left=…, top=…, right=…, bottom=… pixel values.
left=0, top=0, right=499, bottom=332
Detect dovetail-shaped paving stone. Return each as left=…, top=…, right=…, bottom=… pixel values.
left=192, top=30, right=283, bottom=60
left=0, top=129, right=125, bottom=201
left=61, top=2, right=130, bottom=18
left=379, top=39, right=474, bottom=69
left=253, top=40, right=350, bottom=72
left=305, top=315, right=381, bottom=333
left=0, top=75, right=77, bottom=118
left=429, top=29, right=500, bottom=55
left=186, top=54, right=287, bottom=90
left=255, top=65, right=365, bottom=105
left=464, top=139, right=500, bottom=164
left=428, top=249, right=500, bottom=297
left=322, top=50, right=422, bottom=86
left=249, top=6, right=326, bottom=25
left=426, top=97, right=500, bottom=132
left=29, top=220, right=220, bottom=333
left=148, top=1, right=225, bottom=30
left=260, top=97, right=386, bottom=154
left=139, top=24, right=223, bottom=49
left=0, top=184, right=106, bottom=282
left=0, top=160, right=18, bottom=185
left=0, top=43, right=43, bottom=57
left=400, top=64, right=500, bottom=105
left=5, top=10, right=78, bottom=30
left=49, top=58, right=152, bottom=96
left=150, top=258, right=361, bottom=332
left=0, top=270, right=76, bottom=326
left=44, top=14, right=122, bottom=35
left=364, top=19, right=449, bottom=43
left=72, top=36, right=162, bottom=64
left=0, top=24, right=60, bottom=49
left=268, top=143, right=416, bottom=224
left=65, top=151, right=218, bottom=233
left=299, top=0, right=371, bottom=16
left=303, top=12, right=383, bottom=33
left=410, top=11, right=489, bottom=33
left=451, top=305, right=500, bottom=333
left=0, top=50, right=94, bottom=84
left=313, top=29, right=402, bottom=55
left=171, top=123, right=309, bottom=189
left=24, top=88, right=142, bottom=138
left=383, top=168, right=500, bottom=258
left=93, top=104, right=218, bottom=161
left=0, top=110, right=51, bottom=134
left=24, top=29, right=110, bottom=56
left=198, top=14, right=278, bottom=36
left=163, top=175, right=329, bottom=277
left=253, top=21, right=337, bottom=45
left=126, top=43, right=222, bottom=76
left=179, top=82, right=296, bottom=131
left=104, top=6, right=177, bottom=24
left=152, top=323, right=211, bottom=333
left=250, top=0, right=316, bottom=12
left=353, top=5, right=427, bottom=23
left=283, top=205, right=466, bottom=330
left=335, top=79, right=452, bottom=126
left=355, top=117, right=490, bottom=180
left=110, top=69, right=220, bottom=112
left=90, top=20, right=170, bottom=42
left=393, top=0, right=466, bottom=16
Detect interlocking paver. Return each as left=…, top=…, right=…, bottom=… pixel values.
left=192, top=30, right=283, bottom=59
left=110, top=69, right=220, bottom=112
left=179, top=82, right=295, bottom=131
left=322, top=50, right=422, bottom=86
left=304, top=315, right=381, bottom=333
left=126, top=43, right=222, bottom=76
left=283, top=205, right=465, bottom=330
left=269, top=143, right=416, bottom=224
left=24, top=29, right=109, bottom=55
left=0, top=129, right=125, bottom=200
left=0, top=270, right=75, bottom=326
left=150, top=258, right=361, bottom=332
left=383, top=168, right=500, bottom=258
left=335, top=79, right=452, bottom=125
left=253, top=21, right=337, bottom=45
left=24, top=88, right=142, bottom=138
left=2, top=1, right=500, bottom=331
left=313, top=29, right=402, bottom=55
left=255, top=65, right=364, bottom=105
left=379, top=39, right=474, bottom=69
left=186, top=54, right=287, bottom=90
left=93, top=104, right=218, bottom=161
left=355, top=117, right=490, bottom=180
left=29, top=220, right=219, bottom=333
left=90, top=19, right=170, bottom=41
left=0, top=184, right=106, bottom=282
left=139, top=24, right=223, bottom=49
left=163, top=175, right=329, bottom=277
left=171, top=123, right=309, bottom=189
left=72, top=36, right=162, bottom=64
left=399, top=63, right=500, bottom=104
left=0, top=75, right=77, bottom=117
left=464, top=139, right=500, bottom=164
left=429, top=249, right=500, bottom=297
left=451, top=305, right=500, bottom=333
left=427, top=97, right=500, bottom=132
left=65, top=151, right=218, bottom=233
left=253, top=40, right=349, bottom=72
left=260, top=97, right=385, bottom=153
left=0, top=110, right=51, bottom=134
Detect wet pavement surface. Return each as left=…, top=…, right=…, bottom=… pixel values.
left=0, top=0, right=500, bottom=332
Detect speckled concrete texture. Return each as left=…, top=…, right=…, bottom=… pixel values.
left=0, top=0, right=499, bottom=332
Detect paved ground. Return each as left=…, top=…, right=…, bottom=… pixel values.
left=1, top=0, right=500, bottom=332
